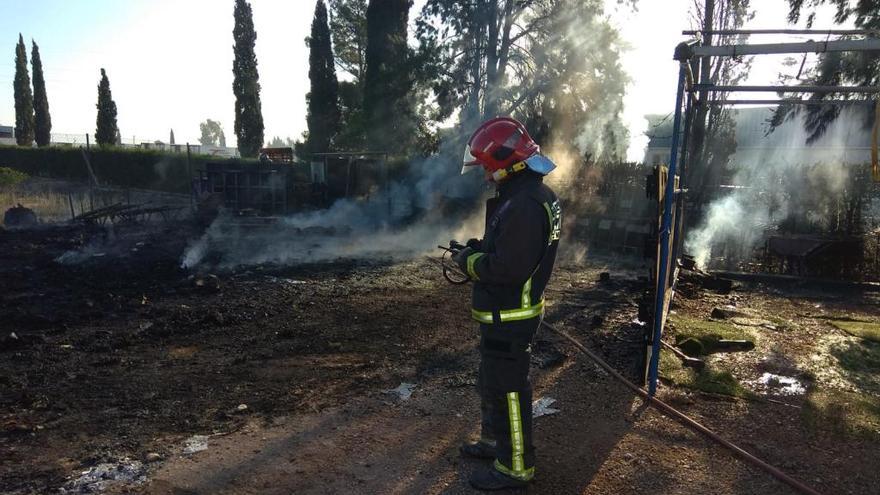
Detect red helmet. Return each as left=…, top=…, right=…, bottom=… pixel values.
left=462, top=117, right=539, bottom=174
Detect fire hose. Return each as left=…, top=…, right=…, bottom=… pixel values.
left=435, top=242, right=823, bottom=495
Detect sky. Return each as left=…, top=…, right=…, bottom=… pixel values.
left=0, top=0, right=851, bottom=160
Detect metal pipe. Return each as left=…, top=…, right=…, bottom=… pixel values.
left=708, top=99, right=878, bottom=106
left=648, top=62, right=687, bottom=397
left=671, top=91, right=696, bottom=274
left=693, top=84, right=880, bottom=94
left=541, top=320, right=823, bottom=495
left=691, top=39, right=880, bottom=57
left=683, top=28, right=880, bottom=36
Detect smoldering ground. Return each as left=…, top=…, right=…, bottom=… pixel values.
left=179, top=148, right=491, bottom=270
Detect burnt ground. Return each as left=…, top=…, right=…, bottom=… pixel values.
left=0, top=223, right=878, bottom=494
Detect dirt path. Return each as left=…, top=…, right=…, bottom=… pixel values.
left=133, top=336, right=839, bottom=495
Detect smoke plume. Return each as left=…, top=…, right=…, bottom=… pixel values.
left=685, top=106, right=873, bottom=269
left=180, top=142, right=490, bottom=270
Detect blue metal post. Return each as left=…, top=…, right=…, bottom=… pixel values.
left=648, top=62, right=688, bottom=396
left=670, top=91, right=694, bottom=266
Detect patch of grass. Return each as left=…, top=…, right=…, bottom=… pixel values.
left=658, top=349, right=754, bottom=398
left=668, top=314, right=756, bottom=356
left=0, top=166, right=28, bottom=187
left=830, top=320, right=880, bottom=343
left=804, top=389, right=880, bottom=438
left=830, top=340, right=880, bottom=375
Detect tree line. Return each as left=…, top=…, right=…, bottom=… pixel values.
left=12, top=0, right=634, bottom=161
left=13, top=34, right=50, bottom=147
left=238, top=0, right=634, bottom=162
left=13, top=33, right=120, bottom=148
left=11, top=0, right=878, bottom=161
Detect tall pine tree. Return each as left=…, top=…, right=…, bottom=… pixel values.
left=95, top=68, right=119, bottom=147
left=306, top=0, right=341, bottom=154
left=329, top=0, right=368, bottom=83
left=329, top=0, right=367, bottom=150
left=363, top=0, right=413, bottom=153
left=13, top=34, right=35, bottom=146
left=31, top=40, right=51, bottom=147
left=232, top=0, right=265, bottom=158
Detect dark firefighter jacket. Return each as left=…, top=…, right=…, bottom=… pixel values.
left=466, top=170, right=562, bottom=325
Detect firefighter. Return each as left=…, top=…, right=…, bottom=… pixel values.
left=452, top=117, right=562, bottom=491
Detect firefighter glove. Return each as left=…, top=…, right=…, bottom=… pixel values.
left=452, top=246, right=475, bottom=273
left=466, top=238, right=483, bottom=250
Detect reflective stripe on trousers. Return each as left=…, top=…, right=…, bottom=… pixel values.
left=493, top=391, right=534, bottom=481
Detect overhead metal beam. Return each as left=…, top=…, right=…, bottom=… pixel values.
left=693, top=84, right=880, bottom=94
left=683, top=29, right=880, bottom=36
left=707, top=99, right=878, bottom=106
left=690, top=39, right=880, bottom=57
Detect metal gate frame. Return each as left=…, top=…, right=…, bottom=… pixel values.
left=646, top=33, right=880, bottom=396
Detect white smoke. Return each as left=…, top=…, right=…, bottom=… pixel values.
left=686, top=106, right=872, bottom=269
left=180, top=144, right=491, bottom=270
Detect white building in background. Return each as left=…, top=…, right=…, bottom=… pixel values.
left=136, top=141, right=240, bottom=158
left=0, top=125, right=15, bottom=146
left=643, top=114, right=673, bottom=166
left=643, top=106, right=872, bottom=168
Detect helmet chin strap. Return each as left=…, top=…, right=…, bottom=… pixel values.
left=490, top=161, right=527, bottom=182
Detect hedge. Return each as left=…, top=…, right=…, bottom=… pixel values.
left=0, top=145, right=251, bottom=193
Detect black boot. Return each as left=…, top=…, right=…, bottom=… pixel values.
left=468, top=467, right=529, bottom=491
left=460, top=440, right=496, bottom=459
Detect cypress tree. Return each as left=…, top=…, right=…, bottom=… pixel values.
left=232, top=0, right=265, bottom=157
left=95, top=68, right=119, bottom=147
left=13, top=34, right=35, bottom=146
left=306, top=0, right=341, bottom=154
left=31, top=40, right=51, bottom=147
left=170, top=129, right=175, bottom=145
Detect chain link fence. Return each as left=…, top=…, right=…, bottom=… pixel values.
left=51, top=133, right=170, bottom=147
left=48, top=133, right=239, bottom=158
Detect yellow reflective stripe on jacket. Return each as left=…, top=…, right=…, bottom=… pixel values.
left=542, top=202, right=553, bottom=236
left=494, top=460, right=535, bottom=481
left=471, top=309, right=494, bottom=324
left=543, top=200, right=561, bottom=243
left=521, top=277, right=531, bottom=309
left=467, top=252, right=484, bottom=281
left=471, top=299, right=544, bottom=324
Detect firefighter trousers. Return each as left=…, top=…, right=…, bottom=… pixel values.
left=476, top=318, right=539, bottom=481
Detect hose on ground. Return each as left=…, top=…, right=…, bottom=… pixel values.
left=540, top=319, right=823, bottom=495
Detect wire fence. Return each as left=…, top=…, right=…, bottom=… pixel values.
left=48, top=133, right=239, bottom=158
left=51, top=133, right=175, bottom=147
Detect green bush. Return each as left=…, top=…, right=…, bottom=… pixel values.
left=0, top=166, right=28, bottom=188
left=0, top=145, right=250, bottom=193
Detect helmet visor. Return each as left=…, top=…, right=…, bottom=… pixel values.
left=461, top=143, right=481, bottom=175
